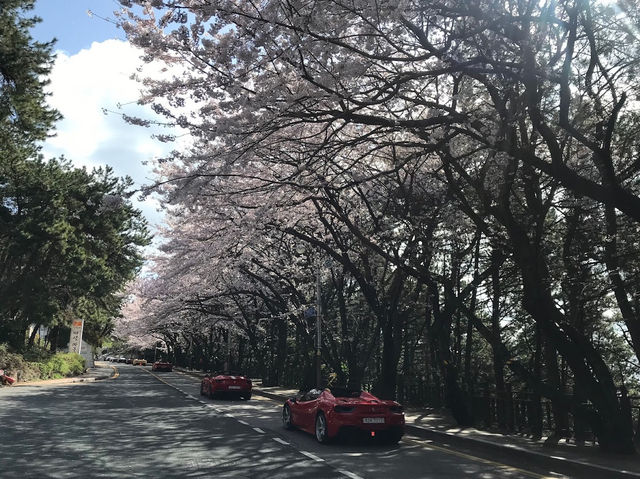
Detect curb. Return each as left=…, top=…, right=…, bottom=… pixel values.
left=404, top=425, right=640, bottom=479
left=12, top=366, right=118, bottom=387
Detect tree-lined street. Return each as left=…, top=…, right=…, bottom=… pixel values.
left=4, top=0, right=640, bottom=472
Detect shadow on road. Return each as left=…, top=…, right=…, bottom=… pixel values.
left=1, top=369, right=333, bottom=478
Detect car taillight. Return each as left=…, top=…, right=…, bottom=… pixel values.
left=334, top=405, right=354, bottom=413
left=390, top=405, right=404, bottom=413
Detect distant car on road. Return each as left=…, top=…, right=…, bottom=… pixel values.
left=282, top=388, right=405, bottom=444
left=132, top=359, right=147, bottom=366
left=152, top=361, right=173, bottom=372
left=200, top=373, right=252, bottom=400
left=117, top=357, right=127, bottom=363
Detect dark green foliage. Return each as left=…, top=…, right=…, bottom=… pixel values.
left=0, top=0, right=60, bottom=160
left=0, top=0, right=151, bottom=351
left=0, top=159, right=150, bottom=349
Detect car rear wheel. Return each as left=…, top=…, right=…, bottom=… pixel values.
left=200, top=382, right=206, bottom=396
left=315, top=412, right=330, bottom=444
left=241, top=392, right=252, bottom=400
left=282, top=404, right=294, bottom=430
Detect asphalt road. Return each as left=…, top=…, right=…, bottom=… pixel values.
left=0, top=365, right=569, bottom=478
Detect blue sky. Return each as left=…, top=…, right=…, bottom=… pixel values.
left=32, top=0, right=124, bottom=54
left=28, top=0, right=170, bottom=231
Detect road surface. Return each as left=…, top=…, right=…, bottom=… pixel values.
left=0, top=365, right=568, bottom=478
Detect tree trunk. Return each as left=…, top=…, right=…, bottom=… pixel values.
left=28, top=324, right=39, bottom=347
left=514, top=232, right=635, bottom=453
left=379, top=322, right=397, bottom=399
left=544, top=340, right=569, bottom=444
left=530, top=322, right=543, bottom=439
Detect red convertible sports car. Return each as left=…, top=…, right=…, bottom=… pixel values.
left=200, top=373, right=252, bottom=400
left=282, top=388, right=405, bottom=444
left=151, top=361, right=173, bottom=372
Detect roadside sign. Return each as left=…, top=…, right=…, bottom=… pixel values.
left=68, top=319, right=84, bottom=354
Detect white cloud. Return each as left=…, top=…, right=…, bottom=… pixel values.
left=42, top=39, right=171, bottom=228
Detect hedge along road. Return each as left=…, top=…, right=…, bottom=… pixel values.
left=138, top=366, right=567, bottom=479
left=0, top=364, right=336, bottom=479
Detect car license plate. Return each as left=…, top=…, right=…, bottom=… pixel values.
left=228, top=386, right=241, bottom=390
left=363, top=417, right=385, bottom=424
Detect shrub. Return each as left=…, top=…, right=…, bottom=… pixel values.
left=0, top=344, right=41, bottom=382
left=39, top=353, right=86, bottom=379
left=0, top=344, right=86, bottom=382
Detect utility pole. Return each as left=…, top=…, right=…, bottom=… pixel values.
left=316, top=265, right=322, bottom=389
left=224, top=329, right=232, bottom=374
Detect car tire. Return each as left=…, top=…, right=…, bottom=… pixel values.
left=282, top=404, right=294, bottom=430
left=200, top=382, right=206, bottom=396
left=315, top=412, right=330, bottom=444
left=242, top=392, right=252, bottom=400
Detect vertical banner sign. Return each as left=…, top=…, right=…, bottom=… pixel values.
left=68, top=319, right=84, bottom=354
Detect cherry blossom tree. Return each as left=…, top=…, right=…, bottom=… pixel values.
left=117, top=0, right=640, bottom=452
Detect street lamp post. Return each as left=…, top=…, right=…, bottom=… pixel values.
left=315, top=265, right=322, bottom=389
left=297, top=243, right=324, bottom=390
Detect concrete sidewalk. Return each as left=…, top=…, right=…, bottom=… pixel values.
left=12, top=362, right=117, bottom=387
left=176, top=367, right=640, bottom=478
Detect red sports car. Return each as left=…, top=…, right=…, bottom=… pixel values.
left=151, top=361, right=173, bottom=372
left=282, top=388, right=405, bottom=444
left=200, top=373, right=252, bottom=400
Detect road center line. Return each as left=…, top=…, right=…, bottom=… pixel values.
left=253, top=427, right=265, bottom=434
left=300, top=451, right=324, bottom=462
left=339, top=470, right=364, bottom=479
left=238, top=420, right=250, bottom=426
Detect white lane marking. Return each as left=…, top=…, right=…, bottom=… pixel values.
left=300, top=451, right=324, bottom=462
left=238, top=420, right=250, bottom=426
left=185, top=395, right=196, bottom=400
left=148, top=372, right=343, bottom=470
left=339, top=470, right=364, bottom=479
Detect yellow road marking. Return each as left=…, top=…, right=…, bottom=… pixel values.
left=143, top=368, right=173, bottom=387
